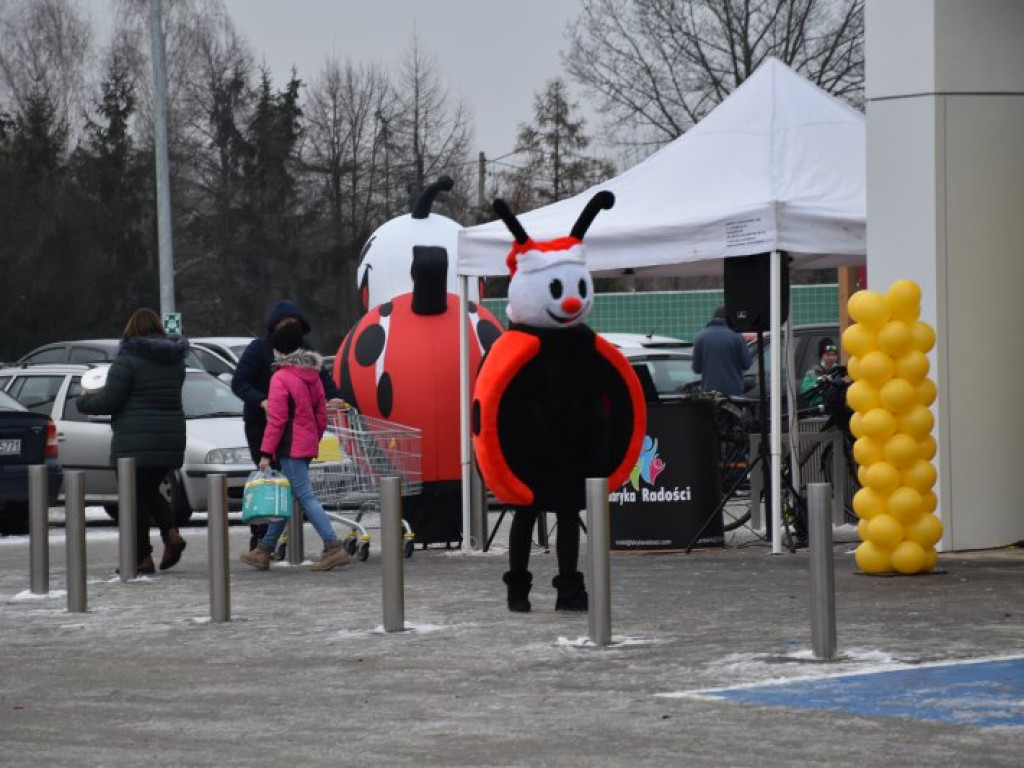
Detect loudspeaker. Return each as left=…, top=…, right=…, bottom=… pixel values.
left=724, top=253, right=789, bottom=332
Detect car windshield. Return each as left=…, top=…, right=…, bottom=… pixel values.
left=229, top=344, right=249, bottom=358
left=633, top=355, right=700, bottom=395
left=182, top=372, right=244, bottom=418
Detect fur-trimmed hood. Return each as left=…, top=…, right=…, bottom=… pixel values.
left=119, top=334, right=189, bottom=364
left=272, top=348, right=322, bottom=371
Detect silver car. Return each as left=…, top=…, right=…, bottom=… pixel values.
left=0, top=364, right=254, bottom=525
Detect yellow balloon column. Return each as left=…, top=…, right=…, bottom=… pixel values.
left=843, top=280, right=942, bottom=574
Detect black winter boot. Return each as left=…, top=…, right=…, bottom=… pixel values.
left=553, top=571, right=588, bottom=612
left=502, top=570, right=533, bottom=613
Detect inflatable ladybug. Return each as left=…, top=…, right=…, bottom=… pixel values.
left=471, top=191, right=645, bottom=613
left=336, top=180, right=503, bottom=545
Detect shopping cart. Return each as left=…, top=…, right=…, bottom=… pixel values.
left=309, top=405, right=422, bottom=560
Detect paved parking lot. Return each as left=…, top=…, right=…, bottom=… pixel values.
left=1, top=510, right=1023, bottom=767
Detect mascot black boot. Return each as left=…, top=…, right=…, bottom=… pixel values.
left=553, top=571, right=589, bottom=612
left=503, top=570, right=533, bottom=613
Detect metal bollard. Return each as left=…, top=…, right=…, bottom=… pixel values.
left=808, top=482, right=837, bottom=660
left=207, top=474, right=230, bottom=622
left=65, top=471, right=87, bottom=613
left=380, top=476, right=405, bottom=632
left=28, top=464, right=49, bottom=595
left=287, top=497, right=304, bottom=565
left=117, top=457, right=137, bottom=581
left=468, top=464, right=487, bottom=551
left=586, top=477, right=612, bottom=646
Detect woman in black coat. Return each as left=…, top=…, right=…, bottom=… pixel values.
left=79, top=308, right=188, bottom=573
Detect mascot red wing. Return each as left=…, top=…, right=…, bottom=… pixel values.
left=336, top=178, right=503, bottom=546
left=471, top=191, right=646, bottom=614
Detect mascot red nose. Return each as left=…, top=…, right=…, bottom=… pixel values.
left=471, top=191, right=646, bottom=614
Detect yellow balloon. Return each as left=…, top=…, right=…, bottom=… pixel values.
left=898, top=405, right=935, bottom=439
left=903, top=459, right=938, bottom=493
left=887, top=486, right=924, bottom=522
left=853, top=436, right=885, bottom=466
left=891, top=540, right=927, bottom=574
left=846, top=380, right=881, bottom=413
left=858, top=465, right=870, bottom=487
left=883, top=433, right=920, bottom=468
left=842, top=324, right=878, bottom=358
left=879, top=378, right=916, bottom=414
left=918, top=435, right=937, bottom=461
left=904, top=512, right=943, bottom=548
left=887, top=280, right=922, bottom=321
left=915, top=378, right=937, bottom=407
left=849, top=411, right=864, bottom=438
left=858, top=351, right=895, bottom=385
left=857, top=517, right=871, bottom=541
left=865, top=461, right=901, bottom=494
left=909, top=321, right=936, bottom=353
left=855, top=540, right=892, bottom=573
left=894, top=350, right=929, bottom=384
left=877, top=320, right=913, bottom=357
left=848, top=290, right=891, bottom=329
left=859, top=408, right=897, bottom=441
left=846, top=355, right=862, bottom=381
left=853, top=486, right=887, bottom=520
left=867, top=513, right=904, bottom=549
left=920, top=547, right=938, bottom=573
left=921, top=489, right=938, bottom=514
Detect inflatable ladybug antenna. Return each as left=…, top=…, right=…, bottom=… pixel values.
left=472, top=190, right=644, bottom=615
left=411, top=175, right=454, bottom=219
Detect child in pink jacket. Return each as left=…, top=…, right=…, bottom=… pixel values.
left=240, top=320, right=350, bottom=571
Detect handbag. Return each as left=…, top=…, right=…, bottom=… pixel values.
left=242, top=470, right=293, bottom=524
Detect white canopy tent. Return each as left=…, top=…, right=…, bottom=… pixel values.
left=455, top=57, right=866, bottom=550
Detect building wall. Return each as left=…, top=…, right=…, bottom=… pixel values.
left=866, top=0, right=1024, bottom=549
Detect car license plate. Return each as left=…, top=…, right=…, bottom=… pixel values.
left=0, top=438, right=21, bottom=456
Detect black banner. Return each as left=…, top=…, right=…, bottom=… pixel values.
left=610, top=400, right=723, bottom=550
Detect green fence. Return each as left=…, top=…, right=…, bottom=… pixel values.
left=482, top=285, right=840, bottom=341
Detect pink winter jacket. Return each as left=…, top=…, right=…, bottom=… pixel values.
left=260, top=350, right=327, bottom=460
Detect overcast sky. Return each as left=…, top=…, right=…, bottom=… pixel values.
left=86, top=0, right=588, bottom=164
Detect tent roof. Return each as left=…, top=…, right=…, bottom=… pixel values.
left=457, top=57, right=866, bottom=278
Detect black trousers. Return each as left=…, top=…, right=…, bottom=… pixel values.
left=508, top=508, right=581, bottom=577
left=136, top=465, right=174, bottom=558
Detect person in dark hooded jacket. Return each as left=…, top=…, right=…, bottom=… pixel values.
left=79, top=308, right=189, bottom=574
left=232, top=300, right=345, bottom=549
left=692, top=305, right=752, bottom=397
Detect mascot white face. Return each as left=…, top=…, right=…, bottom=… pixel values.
left=506, top=257, right=594, bottom=328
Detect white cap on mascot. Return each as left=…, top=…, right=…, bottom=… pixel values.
left=356, top=176, right=480, bottom=311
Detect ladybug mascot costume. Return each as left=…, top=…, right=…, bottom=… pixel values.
left=472, top=191, right=646, bottom=613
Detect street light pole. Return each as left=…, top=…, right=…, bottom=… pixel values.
left=149, top=0, right=175, bottom=315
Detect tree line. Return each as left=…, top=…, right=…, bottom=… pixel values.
left=0, top=0, right=863, bottom=360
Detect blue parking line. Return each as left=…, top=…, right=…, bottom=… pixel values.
left=699, top=656, right=1024, bottom=728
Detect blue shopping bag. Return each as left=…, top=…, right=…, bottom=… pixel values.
left=242, top=470, right=292, bottom=524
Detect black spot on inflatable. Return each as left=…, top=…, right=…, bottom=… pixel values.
left=377, top=372, right=394, bottom=418
left=468, top=301, right=477, bottom=313
left=471, top=399, right=481, bottom=435
left=379, top=301, right=394, bottom=318
left=477, top=320, right=502, bottom=352
left=354, top=324, right=386, bottom=367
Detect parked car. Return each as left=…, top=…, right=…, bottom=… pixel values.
left=188, top=337, right=255, bottom=366
left=598, top=333, right=699, bottom=399
left=600, top=332, right=691, bottom=350
left=741, top=323, right=841, bottom=401
left=0, top=364, right=254, bottom=525
left=16, top=339, right=236, bottom=380
left=0, top=388, right=62, bottom=535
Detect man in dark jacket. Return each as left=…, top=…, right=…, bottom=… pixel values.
left=79, top=308, right=189, bottom=574
left=232, top=300, right=344, bottom=549
left=691, top=305, right=753, bottom=397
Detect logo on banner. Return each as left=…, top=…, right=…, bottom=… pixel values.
left=629, top=435, right=665, bottom=489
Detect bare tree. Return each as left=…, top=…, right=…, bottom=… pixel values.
left=565, top=0, right=863, bottom=153
left=499, top=78, right=615, bottom=211
left=0, top=0, right=92, bottom=140
left=389, top=31, right=473, bottom=206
